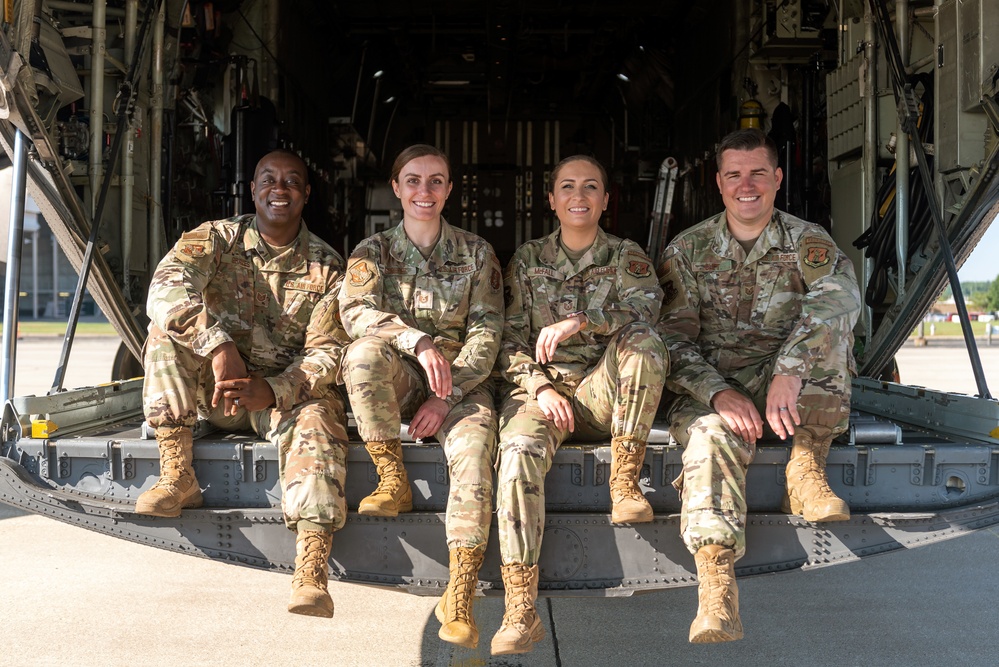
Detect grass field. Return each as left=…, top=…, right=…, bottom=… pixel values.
left=0, top=321, right=118, bottom=336
left=910, top=320, right=993, bottom=337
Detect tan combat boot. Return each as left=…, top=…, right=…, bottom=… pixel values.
left=358, top=438, right=413, bottom=516
left=609, top=436, right=654, bottom=524
left=689, top=544, right=743, bottom=643
left=782, top=428, right=850, bottom=522
left=435, top=544, right=486, bottom=648
left=288, top=529, right=334, bottom=618
left=490, top=564, right=545, bottom=655
left=134, top=425, right=203, bottom=517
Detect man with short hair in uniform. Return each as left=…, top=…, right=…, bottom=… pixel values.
left=656, top=128, right=861, bottom=643
left=138, top=149, right=351, bottom=619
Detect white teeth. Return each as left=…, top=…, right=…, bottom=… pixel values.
left=568, top=207, right=589, bottom=213
left=271, top=201, right=289, bottom=207
left=737, top=196, right=759, bottom=202
left=414, top=202, right=435, bottom=208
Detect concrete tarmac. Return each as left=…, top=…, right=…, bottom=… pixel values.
left=2, top=336, right=999, bottom=666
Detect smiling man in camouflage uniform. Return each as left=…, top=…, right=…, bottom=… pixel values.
left=656, top=129, right=861, bottom=643
left=138, top=149, right=350, bottom=619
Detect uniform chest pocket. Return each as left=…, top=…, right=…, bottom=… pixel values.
left=756, top=263, right=804, bottom=328
left=272, top=286, right=322, bottom=347
left=697, top=268, right=743, bottom=325
left=215, top=255, right=255, bottom=337
left=529, top=275, right=561, bottom=327
left=439, top=268, right=474, bottom=327
left=384, top=266, right=418, bottom=310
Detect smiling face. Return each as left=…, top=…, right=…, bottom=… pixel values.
left=548, top=159, right=609, bottom=234
left=250, top=151, right=310, bottom=243
left=715, top=146, right=783, bottom=235
left=391, top=155, right=452, bottom=224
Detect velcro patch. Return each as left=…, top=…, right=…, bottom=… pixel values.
left=528, top=266, right=563, bottom=280
left=803, top=246, right=830, bottom=268
left=626, top=260, right=651, bottom=278
left=347, top=260, right=375, bottom=288
left=283, top=280, right=325, bottom=294
left=490, top=267, right=502, bottom=292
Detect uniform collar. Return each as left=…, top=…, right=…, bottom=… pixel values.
left=540, top=227, right=610, bottom=278
left=244, top=216, right=310, bottom=274
left=387, top=218, right=456, bottom=270
left=713, top=210, right=790, bottom=263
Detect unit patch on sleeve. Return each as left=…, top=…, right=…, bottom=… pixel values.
left=626, top=260, right=651, bottom=278
left=347, top=260, right=375, bottom=288
left=490, top=267, right=502, bottom=292
left=803, top=246, right=830, bottom=268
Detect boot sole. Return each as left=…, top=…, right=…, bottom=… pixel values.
left=287, top=601, right=334, bottom=618
left=490, top=625, right=545, bottom=655
left=357, top=499, right=413, bottom=517
left=611, top=507, right=654, bottom=524
left=435, top=597, right=479, bottom=648
left=689, top=627, right=744, bottom=643
left=782, top=495, right=850, bottom=523
left=134, top=490, right=203, bottom=517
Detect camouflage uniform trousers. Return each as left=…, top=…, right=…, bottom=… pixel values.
left=668, top=323, right=853, bottom=559
left=496, top=322, right=667, bottom=565
left=342, top=336, right=497, bottom=550
left=143, top=324, right=348, bottom=532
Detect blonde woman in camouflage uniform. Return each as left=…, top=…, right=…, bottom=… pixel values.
left=138, top=150, right=351, bottom=619
left=491, top=156, right=667, bottom=655
left=339, top=145, right=503, bottom=649
left=656, top=129, right=860, bottom=643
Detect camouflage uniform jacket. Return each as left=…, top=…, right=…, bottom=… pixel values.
left=499, top=227, right=663, bottom=398
left=339, top=219, right=504, bottom=409
left=657, top=209, right=861, bottom=408
left=146, top=214, right=348, bottom=412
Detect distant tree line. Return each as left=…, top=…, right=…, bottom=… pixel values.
left=939, top=280, right=999, bottom=311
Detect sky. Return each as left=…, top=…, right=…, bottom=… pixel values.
left=957, top=215, right=999, bottom=283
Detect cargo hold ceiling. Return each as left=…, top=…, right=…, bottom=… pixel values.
left=293, top=0, right=702, bottom=121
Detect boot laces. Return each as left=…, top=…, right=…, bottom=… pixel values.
left=791, top=453, right=834, bottom=494
left=502, top=569, right=537, bottom=627
left=611, top=444, right=645, bottom=501
left=293, top=533, right=329, bottom=588
left=699, top=557, right=735, bottom=619
left=446, top=550, right=479, bottom=622
left=369, top=444, right=406, bottom=495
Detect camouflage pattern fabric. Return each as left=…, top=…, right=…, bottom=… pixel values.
left=143, top=215, right=350, bottom=531
left=340, top=220, right=503, bottom=409
left=656, top=209, right=861, bottom=557
left=339, top=220, right=503, bottom=549
left=495, top=229, right=666, bottom=565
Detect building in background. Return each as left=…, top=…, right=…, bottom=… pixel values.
left=0, top=167, right=102, bottom=321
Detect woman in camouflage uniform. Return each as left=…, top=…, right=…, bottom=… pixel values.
left=339, top=145, right=503, bottom=649
left=490, top=156, right=667, bottom=655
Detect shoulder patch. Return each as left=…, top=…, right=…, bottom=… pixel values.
left=803, top=246, right=831, bottom=268
left=490, top=267, right=502, bottom=292
left=799, top=236, right=836, bottom=285
left=626, top=260, right=652, bottom=278
left=347, top=259, right=376, bottom=288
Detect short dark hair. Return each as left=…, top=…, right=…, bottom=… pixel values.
left=549, top=155, right=609, bottom=192
left=253, top=149, right=308, bottom=180
left=390, top=144, right=452, bottom=183
left=715, top=129, right=778, bottom=170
